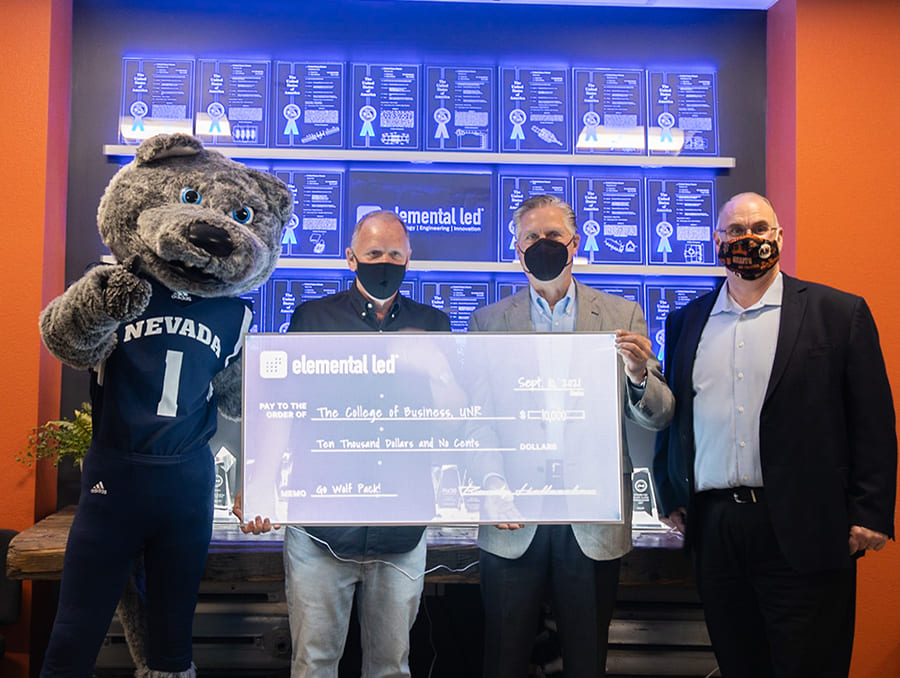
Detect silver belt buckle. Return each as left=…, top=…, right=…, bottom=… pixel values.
left=732, top=488, right=757, bottom=504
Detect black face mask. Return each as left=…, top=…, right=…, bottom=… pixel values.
left=354, top=261, right=407, bottom=301
left=521, top=237, right=573, bottom=281
left=718, top=234, right=780, bottom=280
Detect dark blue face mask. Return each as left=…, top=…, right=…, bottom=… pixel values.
left=354, top=261, right=407, bottom=300
left=521, top=237, right=573, bottom=281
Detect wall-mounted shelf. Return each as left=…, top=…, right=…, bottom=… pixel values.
left=102, top=253, right=722, bottom=277
left=103, top=144, right=735, bottom=169
left=276, top=258, right=725, bottom=277
left=102, top=140, right=729, bottom=276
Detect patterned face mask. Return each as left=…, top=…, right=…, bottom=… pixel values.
left=717, top=234, right=780, bottom=280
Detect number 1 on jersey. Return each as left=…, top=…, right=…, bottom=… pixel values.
left=157, top=349, right=183, bottom=417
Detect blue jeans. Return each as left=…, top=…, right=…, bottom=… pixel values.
left=282, top=526, right=426, bottom=678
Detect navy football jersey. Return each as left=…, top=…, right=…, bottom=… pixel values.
left=90, top=277, right=252, bottom=456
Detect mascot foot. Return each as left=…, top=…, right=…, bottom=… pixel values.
left=135, top=663, right=197, bottom=678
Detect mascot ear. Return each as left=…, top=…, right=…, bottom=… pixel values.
left=248, top=168, right=294, bottom=224
left=134, top=133, right=205, bottom=166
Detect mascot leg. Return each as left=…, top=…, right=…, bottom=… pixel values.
left=117, top=554, right=149, bottom=675
left=119, top=554, right=199, bottom=678
left=134, top=448, right=213, bottom=678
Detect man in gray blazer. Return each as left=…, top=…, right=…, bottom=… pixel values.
left=468, top=195, right=674, bottom=678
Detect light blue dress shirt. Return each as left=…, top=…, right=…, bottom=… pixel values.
left=528, top=280, right=646, bottom=408
left=526, top=282, right=578, bottom=500
left=692, top=273, right=783, bottom=491
left=528, top=280, right=577, bottom=333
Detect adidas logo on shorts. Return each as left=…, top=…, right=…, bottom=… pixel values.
left=90, top=481, right=108, bottom=495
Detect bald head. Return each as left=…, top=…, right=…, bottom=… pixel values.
left=717, top=192, right=780, bottom=233
left=715, top=191, right=784, bottom=285
left=346, top=209, right=411, bottom=269
left=351, top=210, right=409, bottom=250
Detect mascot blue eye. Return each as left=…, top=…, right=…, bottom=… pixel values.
left=232, top=206, right=254, bottom=224
left=181, top=188, right=202, bottom=204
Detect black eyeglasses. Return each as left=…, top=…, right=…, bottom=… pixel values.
left=716, top=225, right=777, bottom=240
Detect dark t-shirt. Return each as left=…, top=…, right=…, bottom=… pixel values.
left=288, top=283, right=451, bottom=556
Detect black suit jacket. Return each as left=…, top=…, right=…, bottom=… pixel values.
left=653, top=274, right=897, bottom=573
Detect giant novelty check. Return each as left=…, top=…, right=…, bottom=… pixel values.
left=242, top=332, right=624, bottom=526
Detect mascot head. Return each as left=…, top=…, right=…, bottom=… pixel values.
left=98, top=133, right=291, bottom=297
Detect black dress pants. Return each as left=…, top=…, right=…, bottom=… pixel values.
left=480, top=524, right=621, bottom=678
left=694, top=493, right=856, bottom=678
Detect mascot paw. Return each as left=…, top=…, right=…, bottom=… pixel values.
left=105, top=255, right=152, bottom=321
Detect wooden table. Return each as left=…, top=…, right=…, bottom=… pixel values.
left=10, top=508, right=710, bottom=676
left=7, top=506, right=691, bottom=587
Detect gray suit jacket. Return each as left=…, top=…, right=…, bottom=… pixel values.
left=468, top=281, right=675, bottom=560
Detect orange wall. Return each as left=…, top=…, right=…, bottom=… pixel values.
left=0, top=0, right=71, bottom=676
left=769, top=0, right=900, bottom=674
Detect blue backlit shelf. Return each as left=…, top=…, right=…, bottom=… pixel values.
left=103, top=145, right=735, bottom=169
left=276, top=258, right=726, bottom=277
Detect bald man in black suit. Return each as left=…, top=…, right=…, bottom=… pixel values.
left=653, top=192, right=896, bottom=677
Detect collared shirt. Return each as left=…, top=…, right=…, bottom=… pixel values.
left=286, top=282, right=451, bottom=557
left=528, top=282, right=576, bottom=471
left=527, top=279, right=645, bottom=403
left=528, top=280, right=577, bottom=333
left=288, top=283, right=450, bottom=334
left=693, top=273, right=783, bottom=491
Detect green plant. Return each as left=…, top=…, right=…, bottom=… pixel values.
left=17, top=402, right=92, bottom=467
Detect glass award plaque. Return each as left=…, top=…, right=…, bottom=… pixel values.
left=648, top=70, right=718, bottom=156
left=425, top=65, right=495, bottom=151
left=120, top=58, right=194, bottom=144
left=273, top=62, right=345, bottom=148
left=645, top=178, right=716, bottom=266
left=196, top=59, right=270, bottom=146
left=573, top=68, right=645, bottom=155
left=573, top=176, right=644, bottom=265
left=273, top=169, right=344, bottom=259
left=501, top=67, right=570, bottom=153
left=351, top=63, right=421, bottom=150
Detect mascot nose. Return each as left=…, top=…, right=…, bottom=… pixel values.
left=189, top=222, right=234, bottom=257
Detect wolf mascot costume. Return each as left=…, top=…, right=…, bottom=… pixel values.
left=38, top=133, right=291, bottom=677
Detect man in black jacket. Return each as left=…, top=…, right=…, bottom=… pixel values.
left=653, top=192, right=896, bottom=677
left=237, top=210, right=453, bottom=678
